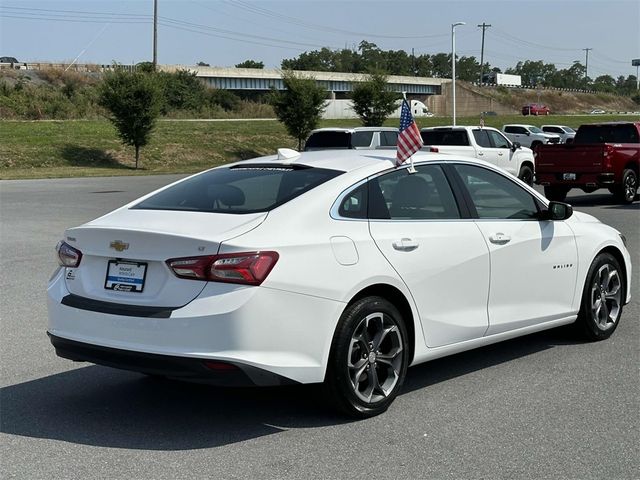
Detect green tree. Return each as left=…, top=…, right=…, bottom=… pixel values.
left=235, top=60, right=265, bottom=69
left=268, top=71, right=327, bottom=149
left=351, top=73, right=399, bottom=126
left=157, top=69, right=206, bottom=113
left=98, top=68, right=162, bottom=168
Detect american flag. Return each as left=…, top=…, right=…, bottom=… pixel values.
left=396, top=99, right=423, bottom=167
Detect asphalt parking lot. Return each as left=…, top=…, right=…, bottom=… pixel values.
left=1, top=175, right=638, bottom=480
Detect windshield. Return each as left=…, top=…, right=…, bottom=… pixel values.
left=421, top=130, right=470, bottom=146
left=574, top=124, right=640, bottom=144
left=562, top=127, right=576, bottom=133
left=133, top=165, right=342, bottom=214
left=305, top=131, right=351, bottom=150
left=529, top=126, right=543, bottom=134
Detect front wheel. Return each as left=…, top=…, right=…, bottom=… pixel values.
left=613, top=169, right=638, bottom=204
left=518, top=164, right=534, bottom=186
left=575, top=253, right=625, bottom=341
left=324, top=296, right=409, bottom=418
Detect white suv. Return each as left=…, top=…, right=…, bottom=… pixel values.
left=502, top=124, right=561, bottom=150
left=304, top=127, right=398, bottom=151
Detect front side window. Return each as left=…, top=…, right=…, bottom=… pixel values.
left=454, top=164, right=539, bottom=219
left=370, top=165, right=460, bottom=220
left=134, top=165, right=342, bottom=214
left=487, top=130, right=511, bottom=148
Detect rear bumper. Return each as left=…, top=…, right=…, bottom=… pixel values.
left=47, top=267, right=344, bottom=384
left=48, top=333, right=298, bottom=386
left=535, top=172, right=617, bottom=187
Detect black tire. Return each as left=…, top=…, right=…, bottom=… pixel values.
left=575, top=253, right=625, bottom=341
left=544, top=185, right=570, bottom=202
left=613, top=169, right=638, bottom=204
left=518, top=164, right=534, bottom=186
left=324, top=296, right=409, bottom=418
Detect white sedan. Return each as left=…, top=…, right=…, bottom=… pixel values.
left=48, top=149, right=632, bottom=418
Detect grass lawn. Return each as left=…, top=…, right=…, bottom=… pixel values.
left=0, top=114, right=632, bottom=179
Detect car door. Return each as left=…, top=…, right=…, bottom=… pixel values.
left=451, top=163, right=578, bottom=334
left=367, top=164, right=491, bottom=347
left=471, top=128, right=498, bottom=166
left=486, top=129, right=517, bottom=175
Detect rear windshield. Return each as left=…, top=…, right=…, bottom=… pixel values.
left=421, top=130, right=470, bottom=146
left=574, top=124, right=640, bottom=144
left=133, top=165, right=342, bottom=214
left=305, top=131, right=351, bottom=150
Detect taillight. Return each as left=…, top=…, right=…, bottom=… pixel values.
left=428, top=146, right=439, bottom=153
left=603, top=144, right=614, bottom=169
left=166, top=251, right=279, bottom=286
left=56, top=241, right=82, bottom=267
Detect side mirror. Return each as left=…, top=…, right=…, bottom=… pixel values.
left=525, top=131, right=531, bottom=136
left=541, top=201, right=573, bottom=220
left=511, top=142, right=521, bottom=152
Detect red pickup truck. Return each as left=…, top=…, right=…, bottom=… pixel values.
left=535, top=121, right=639, bottom=203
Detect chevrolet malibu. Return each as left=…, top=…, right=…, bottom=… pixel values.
left=48, top=149, right=632, bottom=417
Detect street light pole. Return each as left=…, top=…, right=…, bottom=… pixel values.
left=451, top=22, right=465, bottom=126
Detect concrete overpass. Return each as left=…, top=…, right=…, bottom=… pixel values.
left=159, top=66, right=448, bottom=97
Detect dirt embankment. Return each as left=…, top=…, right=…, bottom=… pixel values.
left=464, top=82, right=639, bottom=114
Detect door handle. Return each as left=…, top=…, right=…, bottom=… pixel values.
left=392, top=238, right=419, bottom=251
left=498, top=152, right=504, bottom=156
left=477, top=151, right=484, bottom=156
left=488, top=233, right=511, bottom=245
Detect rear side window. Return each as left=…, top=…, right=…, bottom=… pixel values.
left=421, top=130, right=470, bottom=146
left=574, top=124, right=640, bottom=144
left=351, top=131, right=374, bottom=147
left=133, top=165, right=342, bottom=214
left=379, top=131, right=399, bottom=147
left=472, top=129, right=492, bottom=148
left=370, top=165, right=460, bottom=220
left=305, top=132, right=350, bottom=150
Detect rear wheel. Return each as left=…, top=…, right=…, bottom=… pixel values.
left=544, top=185, right=570, bottom=202
left=575, top=253, right=625, bottom=341
left=613, top=169, right=638, bottom=204
left=324, top=296, right=408, bottom=418
left=518, top=164, right=534, bottom=186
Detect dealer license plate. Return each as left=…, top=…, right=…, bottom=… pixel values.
left=563, top=173, right=577, bottom=180
left=105, top=260, right=147, bottom=292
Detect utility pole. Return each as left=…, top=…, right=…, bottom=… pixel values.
left=412, top=47, right=416, bottom=76
left=582, top=47, right=592, bottom=81
left=153, top=0, right=158, bottom=69
left=477, top=23, right=491, bottom=85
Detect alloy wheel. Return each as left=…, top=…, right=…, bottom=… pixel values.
left=590, top=263, right=622, bottom=330
left=347, top=312, right=404, bottom=403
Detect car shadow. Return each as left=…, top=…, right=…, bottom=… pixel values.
left=0, top=327, right=582, bottom=451
left=567, top=192, right=639, bottom=209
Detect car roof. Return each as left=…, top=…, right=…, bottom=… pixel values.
left=502, top=124, right=537, bottom=128
left=230, top=148, right=495, bottom=175
left=421, top=125, right=497, bottom=131
left=309, top=127, right=399, bottom=134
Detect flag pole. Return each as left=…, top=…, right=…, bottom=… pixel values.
left=402, top=92, right=417, bottom=174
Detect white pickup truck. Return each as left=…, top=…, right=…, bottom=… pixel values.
left=420, top=126, right=536, bottom=185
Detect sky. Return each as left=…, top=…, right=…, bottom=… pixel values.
left=1, top=0, right=639, bottom=79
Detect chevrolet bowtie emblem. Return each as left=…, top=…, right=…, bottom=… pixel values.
left=109, top=240, right=129, bottom=252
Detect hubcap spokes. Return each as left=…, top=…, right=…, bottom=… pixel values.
left=590, top=264, right=622, bottom=330
left=347, top=312, right=403, bottom=404
left=625, top=175, right=636, bottom=199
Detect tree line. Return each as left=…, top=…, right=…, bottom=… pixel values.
left=277, top=41, right=638, bottom=96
